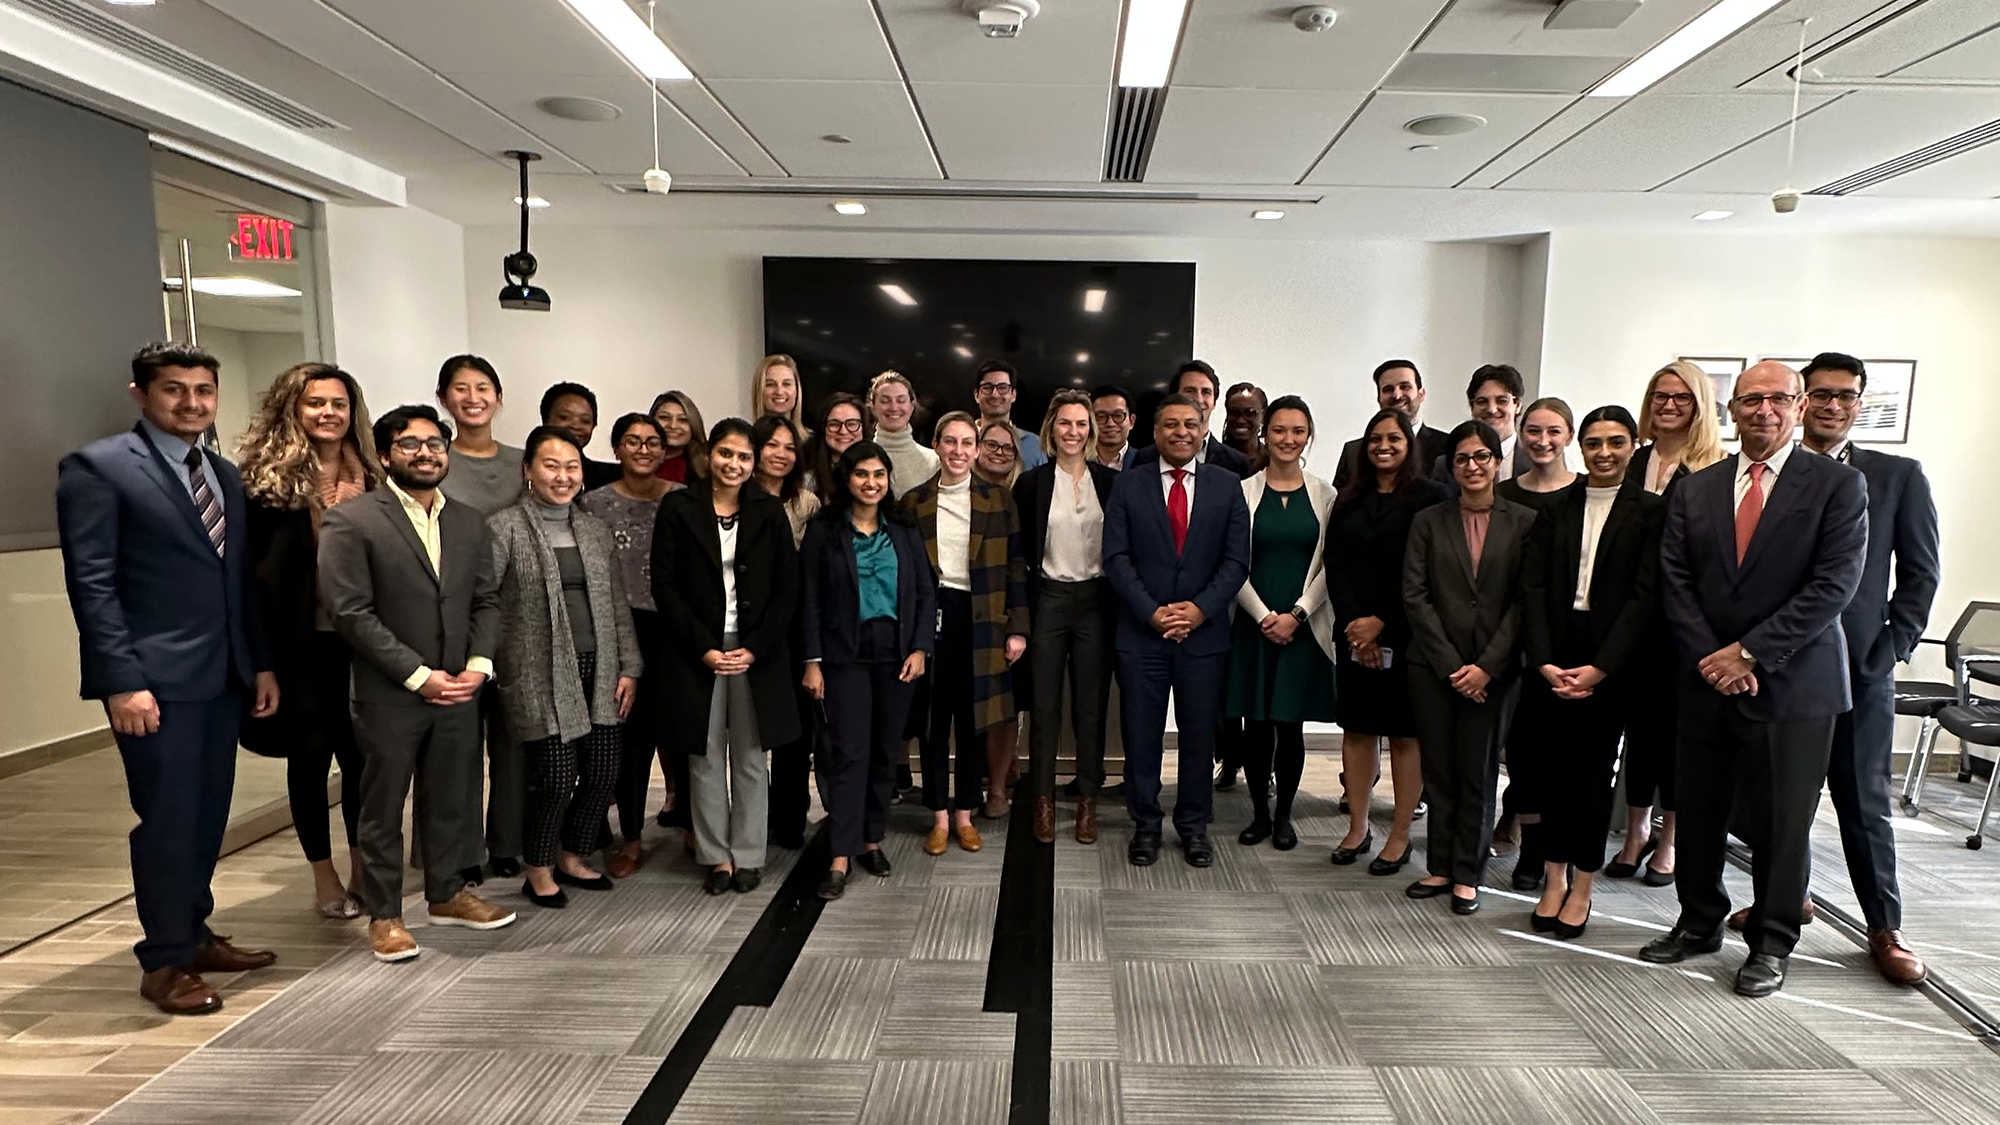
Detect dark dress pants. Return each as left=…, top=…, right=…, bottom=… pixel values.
left=1410, top=668, right=1514, bottom=887
left=822, top=620, right=915, bottom=857
left=1528, top=612, right=1625, bottom=873
left=922, top=588, right=985, bottom=812
left=1674, top=678, right=1835, bottom=957
left=482, top=683, right=522, bottom=860
left=115, top=694, right=241, bottom=972
left=1119, top=645, right=1225, bottom=839
left=1029, top=578, right=1114, bottom=799
left=353, top=695, right=480, bottom=919
left=1827, top=664, right=1902, bottom=931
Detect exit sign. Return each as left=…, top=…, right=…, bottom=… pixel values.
left=230, top=214, right=295, bottom=261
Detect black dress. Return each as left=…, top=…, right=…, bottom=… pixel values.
left=1324, top=481, right=1449, bottom=737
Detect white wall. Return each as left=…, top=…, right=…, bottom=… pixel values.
left=325, top=201, right=470, bottom=412
left=1536, top=229, right=2000, bottom=680
left=460, top=227, right=1529, bottom=471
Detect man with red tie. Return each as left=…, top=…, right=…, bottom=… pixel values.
left=1102, top=394, right=1252, bottom=867
left=1640, top=361, right=1868, bottom=998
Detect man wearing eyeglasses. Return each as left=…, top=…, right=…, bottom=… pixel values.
left=319, top=404, right=516, bottom=964
left=1719, top=351, right=1936, bottom=986
left=973, top=360, right=1048, bottom=470
left=1642, top=361, right=1867, bottom=999
left=1091, top=384, right=1135, bottom=470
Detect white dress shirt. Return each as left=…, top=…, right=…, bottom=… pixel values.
left=1157, top=455, right=1197, bottom=513
left=937, top=476, right=972, bottom=592
left=1496, top=433, right=1519, bottom=482
left=1734, top=441, right=1797, bottom=510
left=1573, top=485, right=1620, bottom=610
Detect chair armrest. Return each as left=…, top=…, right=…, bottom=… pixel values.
left=1955, top=653, right=2000, bottom=703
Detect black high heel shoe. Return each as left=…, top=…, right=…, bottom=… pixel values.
left=1531, top=885, right=1567, bottom=932
left=1329, top=831, right=1374, bottom=866
left=1368, top=843, right=1411, bottom=876
left=1604, top=835, right=1657, bottom=879
left=1554, top=899, right=1590, bottom=940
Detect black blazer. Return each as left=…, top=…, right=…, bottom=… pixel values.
left=1402, top=496, right=1538, bottom=681
left=1332, top=424, right=1451, bottom=492
left=1012, top=460, right=1117, bottom=594
left=1128, top=436, right=1253, bottom=479
left=56, top=425, right=265, bottom=702
left=799, top=510, right=937, bottom=666
left=242, top=495, right=370, bottom=751
left=650, top=484, right=801, bottom=751
left=1520, top=481, right=1665, bottom=677
left=1628, top=444, right=1693, bottom=496
left=1324, top=481, right=1450, bottom=654
left=1659, top=449, right=1868, bottom=722
left=1840, top=446, right=1940, bottom=677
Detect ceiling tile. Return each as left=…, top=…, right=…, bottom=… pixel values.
left=659, top=0, right=899, bottom=81
left=1385, top=53, right=1622, bottom=94
left=319, top=0, right=634, bottom=77
left=1503, top=93, right=1841, bottom=192
left=1146, top=88, right=1367, bottom=185
left=877, top=0, right=1120, bottom=86
left=447, top=73, right=744, bottom=177
left=1456, top=97, right=1619, bottom=188
left=1170, top=0, right=1450, bottom=92
left=1304, top=91, right=1573, bottom=187
left=1664, top=90, right=2000, bottom=194
left=914, top=84, right=1107, bottom=182
left=703, top=80, right=940, bottom=179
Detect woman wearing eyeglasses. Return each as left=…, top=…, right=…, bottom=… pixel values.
left=1610, top=362, right=1727, bottom=885
left=868, top=370, right=939, bottom=498
left=973, top=418, right=1028, bottom=806
left=804, top=393, right=868, bottom=505
left=1403, top=421, right=1537, bottom=916
left=488, top=427, right=643, bottom=908
left=905, top=412, right=1030, bottom=848
left=580, top=414, right=682, bottom=877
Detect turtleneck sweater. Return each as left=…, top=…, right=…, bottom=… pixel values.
left=875, top=424, right=940, bottom=499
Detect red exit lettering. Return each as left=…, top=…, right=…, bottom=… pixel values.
left=230, top=214, right=296, bottom=261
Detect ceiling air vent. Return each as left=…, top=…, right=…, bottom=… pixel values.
left=1811, top=117, right=2000, bottom=195
left=1103, top=87, right=1166, bottom=183
left=9, top=0, right=344, bottom=130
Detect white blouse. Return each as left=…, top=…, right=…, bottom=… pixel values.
left=719, top=518, right=741, bottom=635
left=937, top=477, right=972, bottom=592
left=1573, top=485, right=1619, bottom=611
left=1043, top=465, right=1104, bottom=582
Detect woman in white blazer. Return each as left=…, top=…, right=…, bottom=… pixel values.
left=1223, top=395, right=1338, bottom=849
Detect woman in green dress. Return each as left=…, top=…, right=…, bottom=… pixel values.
left=1225, top=395, right=1339, bottom=850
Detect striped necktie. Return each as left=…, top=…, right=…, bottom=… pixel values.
left=184, top=447, right=226, bottom=557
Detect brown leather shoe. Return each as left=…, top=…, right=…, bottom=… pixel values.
left=139, top=966, right=222, bottom=1015
left=983, top=794, right=1011, bottom=820
left=1033, top=796, right=1056, bottom=844
left=188, top=934, right=276, bottom=975
left=924, top=826, right=949, bottom=856
left=1074, top=798, right=1099, bottom=845
left=607, top=848, right=643, bottom=879
left=1869, top=929, right=1929, bottom=985
left=955, top=823, right=983, bottom=852
left=368, top=917, right=421, bottom=962
left=427, top=889, right=517, bottom=931
left=1727, top=899, right=1815, bottom=932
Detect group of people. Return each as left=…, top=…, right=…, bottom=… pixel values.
left=56, top=338, right=1936, bottom=1015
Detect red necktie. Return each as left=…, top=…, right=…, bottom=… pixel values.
left=1734, top=460, right=1766, bottom=564
left=1168, top=468, right=1189, bottom=555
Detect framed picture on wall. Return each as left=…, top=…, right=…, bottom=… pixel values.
left=1679, top=356, right=1746, bottom=439
left=1762, top=355, right=1916, bottom=445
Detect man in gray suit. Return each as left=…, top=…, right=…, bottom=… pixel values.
left=319, top=404, right=516, bottom=962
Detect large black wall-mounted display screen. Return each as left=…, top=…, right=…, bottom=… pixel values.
left=762, top=257, right=1195, bottom=442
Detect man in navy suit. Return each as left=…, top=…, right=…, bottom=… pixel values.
left=1126, top=360, right=1254, bottom=478
left=1103, top=393, right=1251, bottom=867
left=1770, top=352, right=1934, bottom=985
left=56, top=342, right=280, bottom=1015
left=1641, top=360, right=1868, bottom=998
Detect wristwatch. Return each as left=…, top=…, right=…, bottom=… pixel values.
left=1738, top=645, right=1757, bottom=667
left=1289, top=605, right=1310, bottom=626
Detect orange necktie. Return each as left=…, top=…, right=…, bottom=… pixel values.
left=1734, top=461, right=1766, bottom=564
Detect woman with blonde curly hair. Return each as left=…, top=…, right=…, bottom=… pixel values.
left=236, top=362, right=380, bottom=918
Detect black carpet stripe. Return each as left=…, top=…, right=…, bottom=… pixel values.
left=623, top=829, right=832, bottom=1124
left=986, top=778, right=1054, bottom=1125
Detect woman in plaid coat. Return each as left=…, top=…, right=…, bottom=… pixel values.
left=902, top=412, right=1030, bottom=856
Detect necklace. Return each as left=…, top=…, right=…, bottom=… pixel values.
left=716, top=511, right=739, bottom=531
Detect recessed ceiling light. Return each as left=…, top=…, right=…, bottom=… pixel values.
left=554, top=0, right=693, bottom=80
left=1251, top=209, right=1285, bottom=221
left=1693, top=209, right=1735, bottom=221
left=1075, top=351, right=1091, bottom=363
left=1083, top=288, right=1108, bottom=312
left=878, top=283, right=918, bottom=307
left=514, top=196, right=551, bottom=209
left=821, top=134, right=852, bottom=144
left=1118, top=0, right=1191, bottom=88
left=1589, top=0, right=1786, bottom=98
left=162, top=276, right=302, bottom=298
left=535, top=96, right=621, bottom=122
left=832, top=200, right=867, bottom=216
left=105, top=0, right=157, bottom=6
left=1408, top=144, right=1439, bottom=153
left=953, top=345, right=974, bottom=359
left=1404, top=114, right=1486, bottom=137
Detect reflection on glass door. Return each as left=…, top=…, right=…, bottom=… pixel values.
left=153, top=149, right=325, bottom=452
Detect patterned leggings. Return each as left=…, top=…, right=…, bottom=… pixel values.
left=522, top=651, right=622, bottom=867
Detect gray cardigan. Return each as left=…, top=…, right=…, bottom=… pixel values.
left=487, top=498, right=642, bottom=744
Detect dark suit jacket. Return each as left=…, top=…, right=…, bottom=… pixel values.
left=1127, top=436, right=1253, bottom=479
left=581, top=456, right=621, bottom=492
left=317, top=487, right=501, bottom=704
left=1332, top=424, right=1451, bottom=492
left=1627, top=444, right=1693, bottom=496
left=56, top=424, right=264, bottom=702
left=1520, top=481, right=1665, bottom=677
left=1012, top=460, right=1117, bottom=596
left=1839, top=446, right=1940, bottom=677
left=241, top=493, right=372, bottom=750
left=1659, top=449, right=1868, bottom=722
left=1324, top=481, right=1451, bottom=656
left=1103, top=460, right=1252, bottom=657
left=1402, top=496, right=1537, bottom=681
left=651, top=484, right=801, bottom=751
left=799, top=511, right=937, bottom=665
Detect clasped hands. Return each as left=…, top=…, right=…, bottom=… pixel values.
left=703, top=648, right=758, bottom=676
left=1448, top=664, right=1491, bottom=703
left=1257, top=611, right=1300, bottom=646
left=1149, top=601, right=1206, bottom=643
left=418, top=668, right=485, bottom=707
left=1345, top=616, right=1385, bottom=669
left=1538, top=663, right=1605, bottom=700
left=1697, top=644, right=1759, bottom=696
